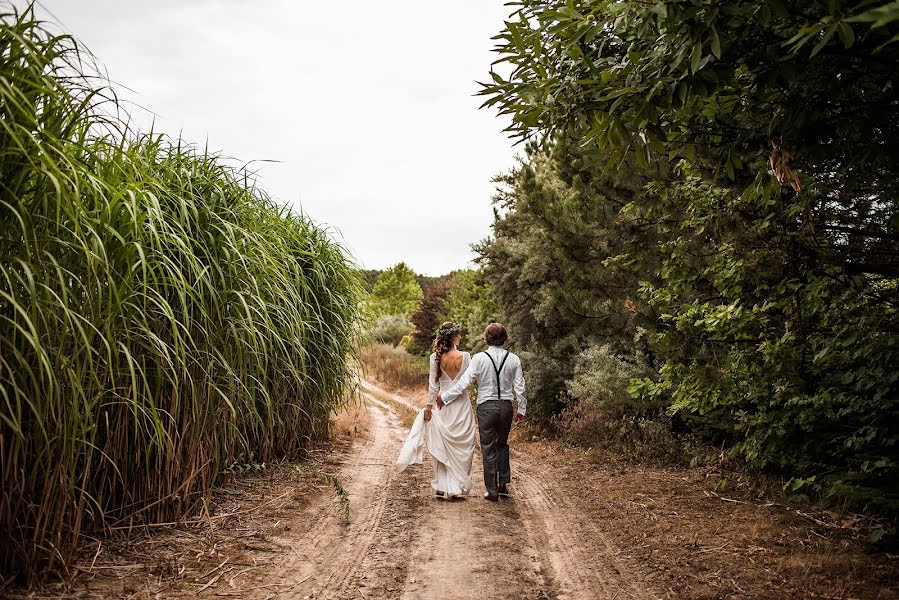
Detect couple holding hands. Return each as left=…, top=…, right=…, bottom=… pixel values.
left=396, top=322, right=526, bottom=502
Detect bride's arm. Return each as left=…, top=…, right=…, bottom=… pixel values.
left=427, top=354, right=439, bottom=406
left=424, top=354, right=439, bottom=421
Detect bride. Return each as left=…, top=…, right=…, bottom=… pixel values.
left=395, top=322, right=476, bottom=499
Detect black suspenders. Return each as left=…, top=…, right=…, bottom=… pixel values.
left=483, top=350, right=510, bottom=400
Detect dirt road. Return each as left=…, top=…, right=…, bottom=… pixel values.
left=30, top=381, right=654, bottom=600
left=236, top=383, right=658, bottom=600
left=41, top=382, right=896, bottom=600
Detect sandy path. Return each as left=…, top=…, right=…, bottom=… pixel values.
left=229, top=382, right=658, bottom=600
left=57, top=383, right=658, bottom=600
left=21, top=384, right=896, bottom=599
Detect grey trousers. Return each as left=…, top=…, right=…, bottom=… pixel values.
left=477, top=399, right=514, bottom=497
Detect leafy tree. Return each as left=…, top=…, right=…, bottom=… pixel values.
left=477, top=0, right=899, bottom=507
left=481, top=0, right=899, bottom=278
left=477, top=141, right=664, bottom=420
left=439, top=270, right=502, bottom=353
left=367, top=262, right=423, bottom=318
left=407, top=270, right=502, bottom=355
left=409, top=277, right=452, bottom=354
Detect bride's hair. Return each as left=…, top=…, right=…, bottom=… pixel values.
left=433, top=321, right=461, bottom=383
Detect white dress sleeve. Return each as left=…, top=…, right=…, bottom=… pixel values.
left=427, top=353, right=439, bottom=406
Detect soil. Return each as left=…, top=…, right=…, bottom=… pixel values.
left=11, top=384, right=897, bottom=600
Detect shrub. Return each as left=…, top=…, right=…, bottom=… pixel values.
left=359, top=344, right=430, bottom=391
left=555, top=345, right=683, bottom=462
left=368, top=314, right=415, bottom=346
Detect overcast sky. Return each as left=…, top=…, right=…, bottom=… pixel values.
left=33, top=1, right=519, bottom=275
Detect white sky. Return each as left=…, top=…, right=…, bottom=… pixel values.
left=33, top=1, right=519, bottom=275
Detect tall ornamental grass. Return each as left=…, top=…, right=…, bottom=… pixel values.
left=0, top=7, right=361, bottom=580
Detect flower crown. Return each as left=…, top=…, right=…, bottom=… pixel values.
left=436, top=323, right=461, bottom=338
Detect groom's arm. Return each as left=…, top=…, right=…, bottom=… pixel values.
left=513, top=358, right=527, bottom=416
left=439, top=355, right=481, bottom=405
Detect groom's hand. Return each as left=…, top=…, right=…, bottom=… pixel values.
left=435, top=393, right=444, bottom=408
left=515, top=413, right=526, bottom=425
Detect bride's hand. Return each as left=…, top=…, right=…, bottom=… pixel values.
left=424, top=406, right=432, bottom=422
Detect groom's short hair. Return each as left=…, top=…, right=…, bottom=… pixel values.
left=484, top=323, right=508, bottom=346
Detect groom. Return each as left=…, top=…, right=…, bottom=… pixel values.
left=436, top=323, right=527, bottom=501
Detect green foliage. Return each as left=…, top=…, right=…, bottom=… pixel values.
left=557, top=344, right=682, bottom=462
left=0, top=8, right=361, bottom=579
left=635, top=178, right=899, bottom=507
left=368, top=314, right=416, bottom=346
left=479, top=138, right=898, bottom=507
left=438, top=270, right=501, bottom=352
left=476, top=140, right=661, bottom=420
left=477, top=0, right=899, bottom=512
left=407, top=269, right=500, bottom=355
left=367, top=262, right=424, bottom=318
left=481, top=0, right=899, bottom=277
left=482, top=1, right=898, bottom=175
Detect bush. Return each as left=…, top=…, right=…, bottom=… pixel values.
left=359, top=344, right=430, bottom=391
left=555, top=345, right=684, bottom=462
left=368, top=314, right=415, bottom=346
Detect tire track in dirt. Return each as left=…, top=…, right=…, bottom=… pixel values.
left=361, top=380, right=659, bottom=600
left=285, top=393, right=418, bottom=599
left=396, top=431, right=557, bottom=600
left=513, top=448, right=661, bottom=600
left=199, top=382, right=658, bottom=600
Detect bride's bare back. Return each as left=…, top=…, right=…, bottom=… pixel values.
left=440, top=349, right=464, bottom=380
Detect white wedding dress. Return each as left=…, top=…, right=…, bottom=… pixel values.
left=395, top=352, right=476, bottom=497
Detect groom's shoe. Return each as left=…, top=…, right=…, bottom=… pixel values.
left=484, top=492, right=499, bottom=502
left=497, top=484, right=510, bottom=497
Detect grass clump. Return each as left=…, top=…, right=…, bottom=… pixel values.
left=0, top=6, right=361, bottom=581
left=358, top=344, right=429, bottom=392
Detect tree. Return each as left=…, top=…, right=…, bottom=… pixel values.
left=477, top=1, right=899, bottom=507
left=367, top=262, right=423, bottom=318
left=409, top=277, right=452, bottom=354
left=438, top=270, right=501, bottom=353
left=481, top=0, right=899, bottom=278
left=476, top=141, right=665, bottom=420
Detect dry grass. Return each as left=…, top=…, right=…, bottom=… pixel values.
left=331, top=390, right=372, bottom=440
left=1, top=446, right=348, bottom=599
left=358, top=344, right=429, bottom=395
left=516, top=437, right=899, bottom=599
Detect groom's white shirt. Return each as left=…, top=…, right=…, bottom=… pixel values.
left=439, top=345, right=527, bottom=416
